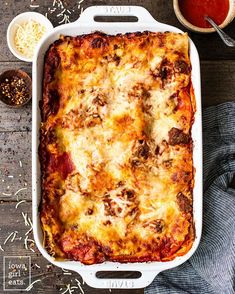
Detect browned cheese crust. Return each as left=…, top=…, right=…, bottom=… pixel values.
left=40, top=31, right=196, bottom=264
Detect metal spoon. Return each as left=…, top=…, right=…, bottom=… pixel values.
left=205, top=16, right=235, bottom=47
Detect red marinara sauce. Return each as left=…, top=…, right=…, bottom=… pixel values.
left=178, top=0, right=230, bottom=28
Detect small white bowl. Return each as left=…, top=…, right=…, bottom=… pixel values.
left=7, top=12, right=53, bottom=62
left=173, top=0, right=235, bottom=33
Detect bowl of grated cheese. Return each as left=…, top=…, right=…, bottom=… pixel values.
left=7, top=12, right=53, bottom=62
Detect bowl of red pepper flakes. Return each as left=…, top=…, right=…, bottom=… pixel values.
left=0, top=69, right=32, bottom=107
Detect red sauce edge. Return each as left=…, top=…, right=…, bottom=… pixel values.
left=49, top=152, right=75, bottom=179
left=178, top=0, right=230, bottom=28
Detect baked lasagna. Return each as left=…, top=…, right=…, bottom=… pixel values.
left=40, top=31, right=195, bottom=264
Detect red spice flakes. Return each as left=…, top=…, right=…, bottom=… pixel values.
left=0, top=75, right=30, bottom=106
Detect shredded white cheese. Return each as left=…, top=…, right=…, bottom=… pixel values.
left=15, top=200, right=26, bottom=209
left=14, top=19, right=46, bottom=59
left=61, top=284, right=72, bottom=294
left=26, top=279, right=41, bottom=291
left=75, top=279, right=84, bottom=294
left=25, top=228, right=33, bottom=236
left=10, top=231, right=18, bottom=242
left=14, top=187, right=27, bottom=196
left=21, top=212, right=29, bottom=226
left=4, top=232, right=15, bottom=245
left=2, top=192, right=12, bottom=196
left=30, top=4, right=40, bottom=8
left=27, top=216, right=33, bottom=228
left=24, top=235, right=29, bottom=250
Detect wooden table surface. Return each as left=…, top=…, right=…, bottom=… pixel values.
left=0, top=1, right=234, bottom=293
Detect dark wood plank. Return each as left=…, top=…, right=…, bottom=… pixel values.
left=0, top=100, right=31, bottom=132
left=0, top=0, right=234, bottom=61
left=0, top=201, right=143, bottom=294
left=201, top=61, right=235, bottom=107
left=0, top=131, right=31, bottom=200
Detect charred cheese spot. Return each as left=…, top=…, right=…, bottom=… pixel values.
left=44, top=89, right=60, bottom=118
left=151, top=58, right=174, bottom=86
left=102, top=187, right=139, bottom=219
left=113, top=54, right=121, bottom=66
left=134, top=140, right=150, bottom=160
left=86, top=208, right=94, bottom=215
left=163, top=159, right=173, bottom=168
left=168, top=127, right=190, bottom=145
left=91, top=37, right=106, bottom=49
left=174, top=60, right=191, bottom=74
left=176, top=192, right=192, bottom=213
left=92, top=95, right=107, bottom=106
left=46, top=128, right=57, bottom=144
left=44, top=46, right=61, bottom=83
left=143, top=219, right=165, bottom=233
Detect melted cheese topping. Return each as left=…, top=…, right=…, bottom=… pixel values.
left=40, top=32, right=195, bottom=264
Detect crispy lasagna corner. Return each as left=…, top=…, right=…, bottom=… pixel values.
left=40, top=31, right=195, bottom=264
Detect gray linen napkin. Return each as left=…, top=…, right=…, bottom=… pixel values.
left=145, top=102, right=235, bottom=294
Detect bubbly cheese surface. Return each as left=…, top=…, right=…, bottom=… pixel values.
left=40, top=32, right=195, bottom=264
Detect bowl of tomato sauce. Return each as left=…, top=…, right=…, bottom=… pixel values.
left=173, top=0, right=235, bottom=33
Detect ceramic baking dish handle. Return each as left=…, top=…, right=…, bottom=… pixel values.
left=78, top=5, right=158, bottom=24
left=79, top=270, right=159, bottom=289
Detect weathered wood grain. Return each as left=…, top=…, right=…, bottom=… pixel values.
left=0, top=101, right=31, bottom=132
left=0, top=131, right=31, bottom=200
left=201, top=61, right=235, bottom=106
left=0, top=0, right=234, bottom=62
left=0, top=202, right=143, bottom=294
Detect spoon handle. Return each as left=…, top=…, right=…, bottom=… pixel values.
left=205, top=16, right=235, bottom=47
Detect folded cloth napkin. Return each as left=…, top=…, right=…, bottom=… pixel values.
left=145, top=102, right=235, bottom=294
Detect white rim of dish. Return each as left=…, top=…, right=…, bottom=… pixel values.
left=173, top=0, right=235, bottom=33
left=32, top=5, right=202, bottom=286
left=7, top=12, right=53, bottom=62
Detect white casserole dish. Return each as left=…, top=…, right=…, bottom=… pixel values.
left=32, top=5, right=202, bottom=289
